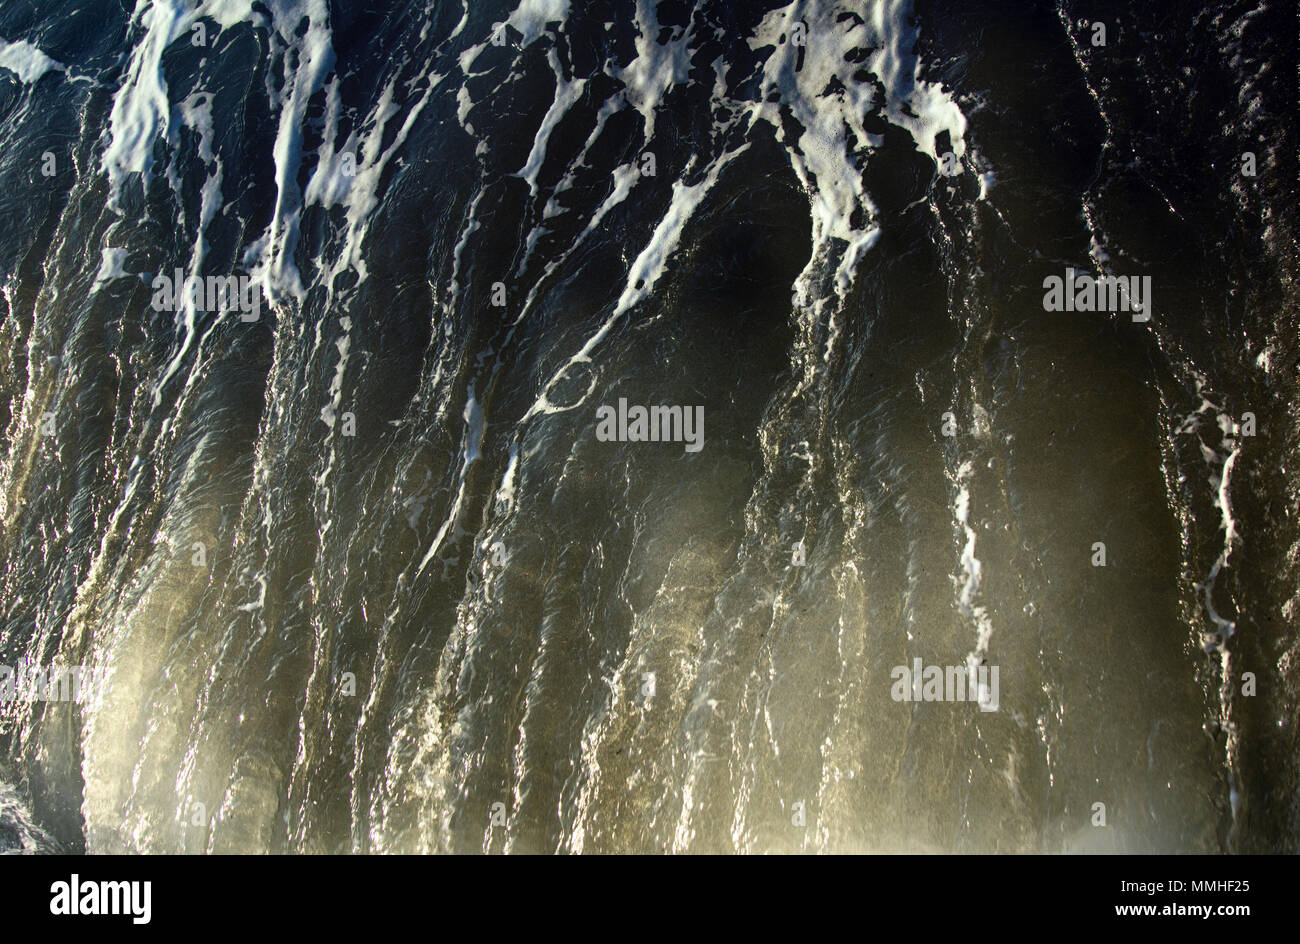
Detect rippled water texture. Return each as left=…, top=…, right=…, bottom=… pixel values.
left=0, top=0, right=1297, bottom=853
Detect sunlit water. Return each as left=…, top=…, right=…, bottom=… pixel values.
left=0, top=0, right=1296, bottom=854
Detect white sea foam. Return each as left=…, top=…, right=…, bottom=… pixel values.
left=506, top=0, right=571, bottom=48
left=417, top=388, right=487, bottom=574
left=611, top=0, right=692, bottom=143
left=523, top=149, right=745, bottom=421
left=516, top=49, right=586, bottom=196
left=92, top=248, right=131, bottom=290
left=0, top=37, right=66, bottom=84
left=100, top=1, right=252, bottom=208
left=747, top=0, right=967, bottom=300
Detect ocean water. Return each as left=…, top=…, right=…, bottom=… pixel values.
left=0, top=0, right=1296, bottom=854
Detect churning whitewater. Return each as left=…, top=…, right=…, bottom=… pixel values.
left=0, top=0, right=1297, bottom=853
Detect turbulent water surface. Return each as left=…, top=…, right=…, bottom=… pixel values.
left=0, top=0, right=1297, bottom=854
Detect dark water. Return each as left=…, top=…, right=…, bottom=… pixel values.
left=0, top=0, right=1296, bottom=854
